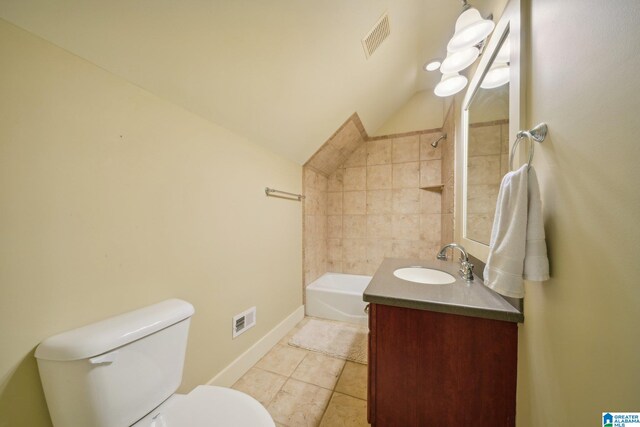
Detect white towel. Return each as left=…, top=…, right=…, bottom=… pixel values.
left=483, top=165, right=549, bottom=298
left=524, top=167, right=550, bottom=282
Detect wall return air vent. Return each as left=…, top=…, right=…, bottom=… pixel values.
left=362, top=13, right=391, bottom=58
left=232, top=306, right=256, bottom=338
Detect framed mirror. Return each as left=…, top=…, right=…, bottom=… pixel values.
left=466, top=31, right=510, bottom=247
left=455, top=0, right=522, bottom=262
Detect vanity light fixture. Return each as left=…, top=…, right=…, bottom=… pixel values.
left=440, top=46, right=480, bottom=74
left=434, top=73, right=468, bottom=97
left=480, top=63, right=510, bottom=89
left=427, top=0, right=495, bottom=97
left=447, top=4, right=495, bottom=53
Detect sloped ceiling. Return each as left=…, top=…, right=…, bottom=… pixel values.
left=0, top=0, right=502, bottom=164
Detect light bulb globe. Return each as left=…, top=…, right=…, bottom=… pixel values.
left=434, top=73, right=468, bottom=97
left=440, top=46, right=480, bottom=73
left=447, top=8, right=495, bottom=52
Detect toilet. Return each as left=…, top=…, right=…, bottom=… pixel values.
left=35, top=299, right=274, bottom=427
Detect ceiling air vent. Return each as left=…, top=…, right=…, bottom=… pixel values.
left=362, top=13, right=391, bottom=59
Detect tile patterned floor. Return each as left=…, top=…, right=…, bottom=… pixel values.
left=232, top=317, right=370, bottom=427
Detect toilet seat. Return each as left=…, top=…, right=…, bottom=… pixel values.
left=134, top=385, right=274, bottom=427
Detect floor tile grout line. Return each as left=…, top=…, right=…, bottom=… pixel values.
left=334, top=361, right=368, bottom=402
left=263, top=346, right=309, bottom=425
left=262, top=375, right=286, bottom=415
left=243, top=317, right=369, bottom=426
left=266, top=343, right=326, bottom=426
left=316, top=358, right=349, bottom=425
left=255, top=343, right=308, bottom=378
left=294, top=351, right=348, bottom=391
left=317, top=390, right=336, bottom=426
left=286, top=373, right=342, bottom=393
left=291, top=348, right=312, bottom=375
left=333, top=390, right=367, bottom=402
left=235, top=365, right=287, bottom=417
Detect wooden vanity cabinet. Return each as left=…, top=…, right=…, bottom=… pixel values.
left=367, top=303, right=518, bottom=427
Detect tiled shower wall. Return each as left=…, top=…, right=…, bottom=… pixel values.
left=303, top=108, right=456, bottom=285
left=303, top=168, right=328, bottom=286
left=466, top=120, right=509, bottom=244
left=323, top=130, right=446, bottom=276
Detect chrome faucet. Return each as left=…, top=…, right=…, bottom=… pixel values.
left=436, top=243, right=474, bottom=282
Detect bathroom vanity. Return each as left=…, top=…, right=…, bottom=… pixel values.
left=363, top=258, right=523, bottom=427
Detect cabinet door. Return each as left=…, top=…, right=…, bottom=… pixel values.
left=373, top=304, right=517, bottom=426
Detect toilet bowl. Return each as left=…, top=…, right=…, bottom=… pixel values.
left=35, top=299, right=275, bottom=427
left=133, top=386, right=273, bottom=426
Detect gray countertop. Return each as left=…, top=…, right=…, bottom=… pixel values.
left=363, top=258, right=524, bottom=323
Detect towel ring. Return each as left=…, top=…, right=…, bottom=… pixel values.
left=509, top=123, right=548, bottom=171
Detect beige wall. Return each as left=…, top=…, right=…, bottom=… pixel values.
left=374, top=90, right=444, bottom=136
left=516, top=0, right=640, bottom=425
left=0, top=19, right=302, bottom=427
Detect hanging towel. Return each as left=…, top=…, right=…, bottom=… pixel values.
left=524, top=167, right=550, bottom=282
left=483, top=164, right=549, bottom=298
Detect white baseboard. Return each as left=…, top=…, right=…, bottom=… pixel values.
left=206, top=305, right=305, bottom=387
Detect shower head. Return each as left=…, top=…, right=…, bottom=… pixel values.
left=431, top=133, right=447, bottom=148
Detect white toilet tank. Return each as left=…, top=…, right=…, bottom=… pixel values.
left=35, top=299, right=195, bottom=427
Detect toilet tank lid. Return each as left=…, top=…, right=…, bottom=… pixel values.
left=35, top=299, right=195, bottom=361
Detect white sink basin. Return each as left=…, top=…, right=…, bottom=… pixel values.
left=393, top=267, right=456, bottom=285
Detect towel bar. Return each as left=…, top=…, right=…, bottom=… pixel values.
left=509, top=123, right=548, bottom=170
left=265, top=187, right=305, bottom=201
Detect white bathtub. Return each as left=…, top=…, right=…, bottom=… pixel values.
left=305, top=273, right=372, bottom=325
